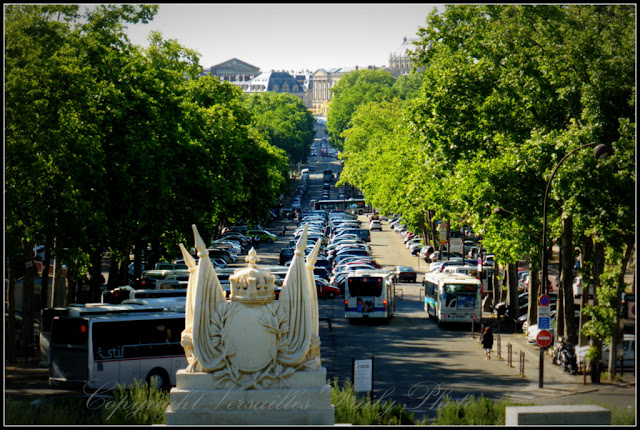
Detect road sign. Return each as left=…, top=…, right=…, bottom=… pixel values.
left=539, top=294, right=550, bottom=306
left=538, top=306, right=551, bottom=317
left=353, top=359, right=373, bottom=392
left=536, top=330, right=553, bottom=348
left=439, top=222, right=448, bottom=245
left=538, top=316, right=550, bottom=330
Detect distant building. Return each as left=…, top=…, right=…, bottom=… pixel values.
left=241, top=70, right=308, bottom=106
left=200, top=58, right=261, bottom=85
left=311, top=65, right=380, bottom=117
left=388, top=36, right=422, bottom=78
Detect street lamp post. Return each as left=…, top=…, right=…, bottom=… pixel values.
left=540, top=143, right=613, bottom=296
left=538, top=142, right=612, bottom=389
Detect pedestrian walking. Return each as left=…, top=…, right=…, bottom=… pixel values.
left=281, top=225, right=287, bottom=236
left=254, top=234, right=261, bottom=249
left=481, top=327, right=494, bottom=360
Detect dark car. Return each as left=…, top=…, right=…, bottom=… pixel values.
left=495, top=293, right=529, bottom=318
left=393, top=266, right=417, bottom=283
left=279, top=248, right=295, bottom=266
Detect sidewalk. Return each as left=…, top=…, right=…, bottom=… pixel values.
left=472, top=311, right=635, bottom=404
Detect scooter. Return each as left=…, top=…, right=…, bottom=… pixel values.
left=561, top=342, right=578, bottom=375
left=552, top=337, right=566, bottom=366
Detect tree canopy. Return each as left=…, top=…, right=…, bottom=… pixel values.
left=5, top=4, right=296, bottom=306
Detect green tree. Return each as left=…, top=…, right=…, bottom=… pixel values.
left=244, top=91, right=315, bottom=169
left=326, top=69, right=397, bottom=150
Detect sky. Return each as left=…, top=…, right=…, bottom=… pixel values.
left=121, top=3, right=444, bottom=72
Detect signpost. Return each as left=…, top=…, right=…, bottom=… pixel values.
left=537, top=295, right=551, bottom=388
left=352, top=357, right=374, bottom=400
left=536, top=330, right=553, bottom=348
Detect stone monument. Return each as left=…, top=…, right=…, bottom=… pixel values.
left=165, top=224, right=334, bottom=425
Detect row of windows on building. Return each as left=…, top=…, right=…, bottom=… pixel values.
left=199, top=37, right=421, bottom=116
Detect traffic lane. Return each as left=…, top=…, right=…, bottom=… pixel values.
left=317, top=297, right=530, bottom=417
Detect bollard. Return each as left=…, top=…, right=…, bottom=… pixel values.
left=497, top=334, right=501, bottom=360
left=471, top=320, right=475, bottom=339
left=520, top=351, right=525, bottom=377
left=507, top=343, right=513, bottom=367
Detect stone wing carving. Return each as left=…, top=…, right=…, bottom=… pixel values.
left=277, top=224, right=312, bottom=367
left=181, top=224, right=227, bottom=372
left=304, top=238, right=322, bottom=368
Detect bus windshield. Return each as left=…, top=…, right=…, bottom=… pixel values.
left=444, top=284, right=478, bottom=293
left=348, top=277, right=383, bottom=297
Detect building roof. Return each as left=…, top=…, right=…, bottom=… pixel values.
left=247, top=71, right=304, bottom=92
left=391, top=36, right=419, bottom=58
left=208, top=58, right=261, bottom=75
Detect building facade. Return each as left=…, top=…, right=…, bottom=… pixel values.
left=200, top=58, right=261, bottom=85
left=387, top=36, right=421, bottom=78
left=240, top=71, right=309, bottom=106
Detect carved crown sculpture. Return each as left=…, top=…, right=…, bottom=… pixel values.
left=229, top=248, right=276, bottom=304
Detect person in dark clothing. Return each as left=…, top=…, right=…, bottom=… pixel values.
left=481, top=327, right=494, bottom=359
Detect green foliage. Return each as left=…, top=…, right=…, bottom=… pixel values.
left=330, top=378, right=416, bottom=425
left=244, top=91, right=316, bottom=166
left=433, top=395, right=510, bottom=425
left=5, top=381, right=169, bottom=425
left=5, top=4, right=299, bottom=291
left=581, top=263, right=625, bottom=352
left=100, top=381, right=169, bottom=425
left=327, top=69, right=397, bottom=150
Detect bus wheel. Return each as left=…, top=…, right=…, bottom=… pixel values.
left=146, top=368, right=170, bottom=391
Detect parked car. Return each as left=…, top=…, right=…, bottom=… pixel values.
left=369, top=220, right=382, bottom=231
left=246, top=229, right=278, bottom=243
left=495, top=293, right=529, bottom=318
left=575, top=334, right=635, bottom=371
left=315, top=278, right=341, bottom=299
left=621, top=292, right=635, bottom=319
left=392, top=266, right=417, bottom=283
left=572, top=276, right=594, bottom=299
left=279, top=248, right=295, bottom=266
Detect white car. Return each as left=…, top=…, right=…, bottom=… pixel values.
left=369, top=220, right=382, bottom=231
left=575, top=334, right=635, bottom=371
left=572, top=276, right=594, bottom=298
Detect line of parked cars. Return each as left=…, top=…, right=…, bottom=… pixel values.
left=277, top=209, right=377, bottom=298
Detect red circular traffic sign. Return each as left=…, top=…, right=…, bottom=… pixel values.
left=536, top=330, right=553, bottom=347
left=539, top=294, right=550, bottom=306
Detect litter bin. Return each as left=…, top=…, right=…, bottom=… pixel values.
left=590, top=360, right=602, bottom=384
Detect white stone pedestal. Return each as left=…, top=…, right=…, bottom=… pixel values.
left=165, top=368, right=335, bottom=425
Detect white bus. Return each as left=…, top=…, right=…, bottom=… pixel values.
left=423, top=272, right=482, bottom=327
left=39, top=301, right=183, bottom=368
left=442, top=264, right=494, bottom=297
left=48, top=310, right=186, bottom=390
left=344, top=270, right=396, bottom=322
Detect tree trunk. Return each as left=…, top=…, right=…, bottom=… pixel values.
left=591, top=240, right=606, bottom=375
left=7, top=255, right=17, bottom=363
left=133, top=239, right=144, bottom=280
left=607, top=236, right=635, bottom=375
left=561, top=216, right=577, bottom=345
left=21, top=239, right=35, bottom=359
left=578, top=237, right=594, bottom=346
left=507, top=263, right=519, bottom=321
left=88, top=250, right=103, bottom=303
left=117, top=240, right=130, bottom=286
left=527, top=267, right=539, bottom=327
left=40, top=231, right=53, bottom=311
left=108, top=255, right=119, bottom=290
